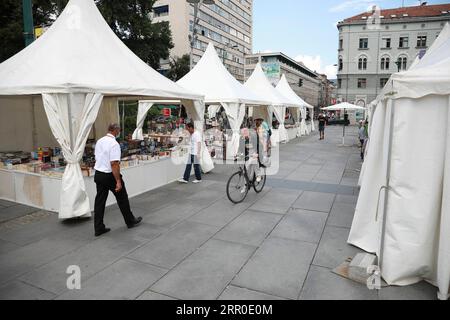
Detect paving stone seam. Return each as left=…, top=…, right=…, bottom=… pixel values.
left=216, top=208, right=292, bottom=300
left=114, top=257, right=172, bottom=300
left=138, top=290, right=179, bottom=300
left=144, top=189, right=268, bottom=300
left=297, top=192, right=338, bottom=300
left=48, top=233, right=165, bottom=299
left=220, top=284, right=292, bottom=301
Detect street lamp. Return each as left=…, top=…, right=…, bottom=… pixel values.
left=187, top=0, right=215, bottom=70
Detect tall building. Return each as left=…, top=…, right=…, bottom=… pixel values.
left=153, top=0, right=253, bottom=82
left=244, top=52, right=321, bottom=109
left=336, top=3, right=450, bottom=107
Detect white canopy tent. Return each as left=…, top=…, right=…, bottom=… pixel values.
left=322, top=102, right=367, bottom=145
left=177, top=43, right=269, bottom=159
left=348, top=23, right=450, bottom=300
left=0, top=0, right=204, bottom=219
left=245, top=63, right=300, bottom=144
left=275, top=74, right=310, bottom=138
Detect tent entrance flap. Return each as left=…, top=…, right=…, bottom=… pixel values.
left=221, top=102, right=246, bottom=160
left=42, top=92, right=104, bottom=219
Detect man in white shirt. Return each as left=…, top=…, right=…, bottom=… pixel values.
left=93, top=123, right=142, bottom=237
left=178, top=123, right=202, bottom=184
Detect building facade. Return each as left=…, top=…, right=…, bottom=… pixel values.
left=336, top=3, right=450, bottom=107
left=244, top=52, right=321, bottom=109
left=153, top=0, right=253, bottom=82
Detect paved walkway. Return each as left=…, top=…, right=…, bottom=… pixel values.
left=0, top=126, right=437, bottom=300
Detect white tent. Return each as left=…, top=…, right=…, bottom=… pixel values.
left=322, top=102, right=366, bottom=145
left=348, top=23, right=450, bottom=300
left=177, top=43, right=269, bottom=159
left=275, top=74, right=310, bottom=138
left=0, top=0, right=204, bottom=219
left=245, top=63, right=300, bottom=144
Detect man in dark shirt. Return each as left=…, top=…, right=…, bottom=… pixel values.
left=318, top=113, right=326, bottom=140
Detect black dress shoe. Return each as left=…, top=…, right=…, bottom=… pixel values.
left=127, top=217, right=142, bottom=229
left=95, top=228, right=111, bottom=237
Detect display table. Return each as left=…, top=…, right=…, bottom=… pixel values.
left=286, top=125, right=300, bottom=140
left=0, top=155, right=187, bottom=213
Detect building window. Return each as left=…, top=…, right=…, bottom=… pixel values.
left=380, top=78, right=389, bottom=88
left=358, top=78, right=367, bottom=89
left=339, top=39, right=343, bottom=50
left=338, top=79, right=342, bottom=89
left=359, top=38, right=368, bottom=49
left=153, top=5, right=169, bottom=17
left=380, top=57, right=390, bottom=70
left=399, top=37, right=409, bottom=48
left=358, top=56, right=367, bottom=70
left=382, top=37, right=391, bottom=48
left=338, top=57, right=343, bottom=71
left=417, top=36, right=427, bottom=48
left=397, top=56, right=408, bottom=71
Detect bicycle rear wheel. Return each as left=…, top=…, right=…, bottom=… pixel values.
left=253, top=167, right=266, bottom=193
left=227, top=170, right=249, bottom=204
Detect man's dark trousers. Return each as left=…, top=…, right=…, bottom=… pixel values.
left=94, top=171, right=135, bottom=232
left=183, top=155, right=201, bottom=182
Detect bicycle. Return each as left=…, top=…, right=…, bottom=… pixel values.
left=226, top=155, right=267, bottom=204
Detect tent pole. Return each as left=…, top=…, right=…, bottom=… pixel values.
left=378, top=99, right=396, bottom=278
left=67, top=94, right=75, bottom=151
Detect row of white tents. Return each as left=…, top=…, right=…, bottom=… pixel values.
left=349, top=23, right=450, bottom=300
left=134, top=42, right=316, bottom=159
left=0, top=0, right=315, bottom=219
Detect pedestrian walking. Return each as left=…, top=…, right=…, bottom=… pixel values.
left=179, top=123, right=202, bottom=184
left=93, top=123, right=142, bottom=237
left=358, top=120, right=368, bottom=160
left=318, top=113, right=326, bottom=140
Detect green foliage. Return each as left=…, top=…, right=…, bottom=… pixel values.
left=0, top=0, right=173, bottom=70
left=166, top=54, right=191, bottom=81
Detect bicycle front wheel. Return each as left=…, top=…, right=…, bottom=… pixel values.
left=227, top=171, right=249, bottom=204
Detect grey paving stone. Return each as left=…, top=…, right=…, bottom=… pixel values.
left=312, top=226, right=362, bottom=269
left=144, top=200, right=208, bottom=228
left=186, top=189, right=225, bottom=206
left=379, top=281, right=438, bottom=300
left=0, top=235, right=89, bottom=286
left=0, top=280, right=56, bottom=300
left=151, top=239, right=256, bottom=300
left=128, top=221, right=219, bottom=269
left=299, top=265, right=378, bottom=300
left=249, top=188, right=302, bottom=214
left=0, top=200, right=17, bottom=208
left=214, top=210, right=282, bottom=247
left=327, top=203, right=357, bottom=228
left=232, top=237, right=317, bottom=300
left=292, top=191, right=335, bottom=213
left=0, top=205, right=40, bottom=223
left=20, top=227, right=161, bottom=295
left=271, top=209, right=327, bottom=244
left=340, top=177, right=359, bottom=187
left=0, top=239, right=21, bottom=254
left=0, top=214, right=92, bottom=246
left=285, top=170, right=316, bottom=182
left=137, top=291, right=177, bottom=300
left=57, top=258, right=167, bottom=300
left=188, top=198, right=251, bottom=228
left=219, top=285, right=286, bottom=300
left=335, top=194, right=358, bottom=205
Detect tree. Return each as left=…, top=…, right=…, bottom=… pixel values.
left=1, top=0, right=173, bottom=70
left=166, top=55, right=191, bottom=81
left=0, top=0, right=56, bottom=62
